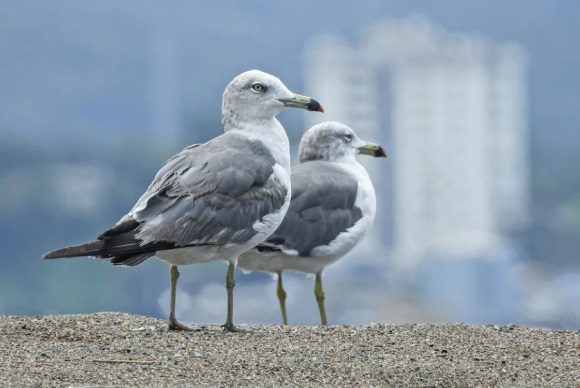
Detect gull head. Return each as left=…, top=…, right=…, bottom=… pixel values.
left=222, top=70, right=323, bottom=129
left=299, top=121, right=387, bottom=163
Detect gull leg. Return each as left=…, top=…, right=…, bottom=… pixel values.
left=167, top=265, right=194, bottom=331
left=314, top=273, right=328, bottom=326
left=223, top=263, right=248, bottom=332
left=276, top=271, right=288, bottom=325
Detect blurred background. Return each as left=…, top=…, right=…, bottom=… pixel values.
left=1, top=1, right=579, bottom=329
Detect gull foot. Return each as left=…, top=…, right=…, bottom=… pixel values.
left=168, top=317, right=198, bottom=331
left=222, top=322, right=252, bottom=333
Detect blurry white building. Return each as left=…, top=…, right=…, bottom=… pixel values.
left=304, top=17, right=529, bottom=274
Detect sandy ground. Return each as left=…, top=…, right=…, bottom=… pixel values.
left=0, top=312, right=578, bottom=387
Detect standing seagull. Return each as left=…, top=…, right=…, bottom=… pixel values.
left=43, top=70, right=324, bottom=331
left=238, top=121, right=386, bottom=325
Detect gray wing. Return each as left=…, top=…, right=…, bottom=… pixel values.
left=130, top=131, right=288, bottom=247
left=43, top=131, right=288, bottom=266
left=258, top=161, right=362, bottom=257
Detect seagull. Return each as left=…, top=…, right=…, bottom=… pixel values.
left=237, top=121, right=386, bottom=325
left=43, top=70, right=324, bottom=332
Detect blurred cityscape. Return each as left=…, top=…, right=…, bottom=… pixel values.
left=0, top=2, right=579, bottom=329
left=304, top=18, right=532, bottom=326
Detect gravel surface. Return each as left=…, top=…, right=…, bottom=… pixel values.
left=0, top=312, right=578, bottom=387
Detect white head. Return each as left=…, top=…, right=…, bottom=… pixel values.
left=222, top=70, right=323, bottom=131
left=299, top=121, right=387, bottom=163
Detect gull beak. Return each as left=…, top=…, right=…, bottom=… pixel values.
left=359, top=142, right=387, bottom=158
left=278, top=94, right=324, bottom=113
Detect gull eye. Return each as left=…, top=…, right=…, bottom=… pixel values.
left=344, top=133, right=353, bottom=142
left=252, top=83, right=265, bottom=92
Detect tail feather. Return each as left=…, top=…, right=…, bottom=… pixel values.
left=43, top=233, right=177, bottom=264
left=43, top=216, right=177, bottom=265
left=110, top=252, right=154, bottom=266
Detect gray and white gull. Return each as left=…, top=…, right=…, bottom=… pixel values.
left=237, top=121, right=386, bottom=325
left=43, top=70, right=324, bottom=331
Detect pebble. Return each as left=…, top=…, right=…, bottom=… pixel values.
left=0, top=312, right=578, bottom=386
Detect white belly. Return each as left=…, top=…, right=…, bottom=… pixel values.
left=238, top=250, right=342, bottom=275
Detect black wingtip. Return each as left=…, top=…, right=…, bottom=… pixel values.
left=43, top=248, right=67, bottom=259
left=42, top=248, right=80, bottom=259
left=42, top=240, right=105, bottom=259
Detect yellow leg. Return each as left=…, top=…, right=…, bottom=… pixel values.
left=276, top=271, right=288, bottom=325
left=314, top=273, right=328, bottom=326
left=167, top=265, right=194, bottom=331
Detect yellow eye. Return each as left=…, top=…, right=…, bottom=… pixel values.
left=252, top=83, right=264, bottom=92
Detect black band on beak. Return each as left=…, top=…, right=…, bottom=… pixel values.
left=375, top=147, right=387, bottom=158
left=306, top=98, right=324, bottom=113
